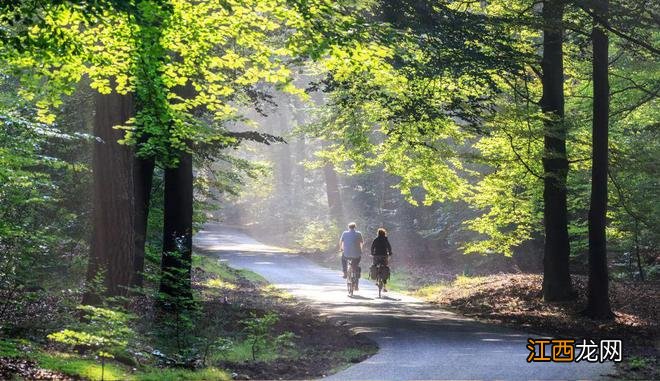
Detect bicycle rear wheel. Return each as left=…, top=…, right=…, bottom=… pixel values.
left=347, top=275, right=353, bottom=296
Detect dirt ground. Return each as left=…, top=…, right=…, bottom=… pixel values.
left=192, top=258, right=377, bottom=380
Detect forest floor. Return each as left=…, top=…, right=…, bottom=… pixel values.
left=0, top=253, right=376, bottom=380
left=191, top=253, right=378, bottom=380
left=412, top=273, right=659, bottom=380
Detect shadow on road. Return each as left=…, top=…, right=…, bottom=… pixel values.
left=194, top=225, right=614, bottom=381
left=348, top=294, right=373, bottom=300
left=378, top=295, right=400, bottom=301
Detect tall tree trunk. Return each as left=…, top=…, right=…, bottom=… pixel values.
left=540, top=0, right=574, bottom=301
left=159, top=152, right=193, bottom=301
left=83, top=91, right=136, bottom=304
left=584, top=0, right=613, bottom=319
left=323, top=163, right=344, bottom=226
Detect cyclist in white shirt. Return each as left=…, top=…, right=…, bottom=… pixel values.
left=339, top=222, right=363, bottom=286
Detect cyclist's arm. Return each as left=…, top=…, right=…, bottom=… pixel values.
left=371, top=239, right=376, bottom=256
left=338, top=232, right=344, bottom=252
left=386, top=239, right=392, bottom=256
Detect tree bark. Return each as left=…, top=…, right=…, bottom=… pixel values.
left=131, top=156, right=154, bottom=288
left=540, top=0, right=574, bottom=301
left=159, top=152, right=193, bottom=301
left=83, top=91, right=136, bottom=304
left=584, top=0, right=614, bottom=319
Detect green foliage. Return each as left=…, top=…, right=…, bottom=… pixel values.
left=2, top=0, right=319, bottom=167
left=242, top=312, right=295, bottom=361
left=0, top=77, right=91, bottom=333
left=135, top=367, right=230, bottom=381
left=35, top=351, right=230, bottom=381
left=192, top=254, right=238, bottom=283
left=627, top=356, right=651, bottom=370
left=295, top=220, right=339, bottom=252
left=0, top=339, right=22, bottom=358
left=47, top=305, right=135, bottom=360
left=337, top=347, right=375, bottom=363
left=35, top=352, right=130, bottom=381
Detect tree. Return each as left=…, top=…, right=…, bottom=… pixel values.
left=583, top=0, right=614, bottom=319
left=159, top=151, right=194, bottom=301
left=540, top=0, right=574, bottom=301
left=83, top=91, right=137, bottom=303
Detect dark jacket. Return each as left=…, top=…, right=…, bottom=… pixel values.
left=371, top=236, right=392, bottom=257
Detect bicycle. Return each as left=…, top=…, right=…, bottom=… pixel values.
left=370, top=256, right=390, bottom=298
left=346, top=258, right=360, bottom=296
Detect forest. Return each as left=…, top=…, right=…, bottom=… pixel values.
left=0, top=0, right=658, bottom=380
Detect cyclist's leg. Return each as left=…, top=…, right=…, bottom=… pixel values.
left=341, top=255, right=347, bottom=278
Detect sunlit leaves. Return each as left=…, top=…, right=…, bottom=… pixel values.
left=48, top=305, right=134, bottom=358
left=2, top=0, right=324, bottom=167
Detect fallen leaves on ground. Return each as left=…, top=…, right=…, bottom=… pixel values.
left=0, top=357, right=78, bottom=380
left=418, top=273, right=659, bottom=379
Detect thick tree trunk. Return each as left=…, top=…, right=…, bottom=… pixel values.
left=159, top=152, right=193, bottom=301
left=83, top=91, right=136, bottom=304
left=323, top=163, right=344, bottom=225
left=540, top=0, right=574, bottom=301
left=584, top=0, right=613, bottom=319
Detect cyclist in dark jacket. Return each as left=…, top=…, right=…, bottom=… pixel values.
left=370, top=228, right=392, bottom=291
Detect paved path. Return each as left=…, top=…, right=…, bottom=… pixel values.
left=195, top=224, right=613, bottom=380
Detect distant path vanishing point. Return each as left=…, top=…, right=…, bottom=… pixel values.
left=195, top=224, right=613, bottom=381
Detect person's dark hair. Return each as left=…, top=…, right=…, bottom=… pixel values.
left=377, top=228, right=387, bottom=237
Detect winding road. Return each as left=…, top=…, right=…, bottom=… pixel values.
left=195, top=224, right=613, bottom=380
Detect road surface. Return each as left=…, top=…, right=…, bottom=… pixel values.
left=195, top=224, right=614, bottom=380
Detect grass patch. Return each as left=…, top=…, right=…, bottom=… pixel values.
left=237, top=268, right=266, bottom=283
left=35, top=352, right=130, bottom=381
left=211, top=339, right=284, bottom=363
left=414, top=282, right=449, bottom=299
left=261, top=284, right=294, bottom=301
left=193, top=253, right=266, bottom=284
left=415, top=275, right=488, bottom=299
left=331, top=346, right=378, bottom=373
left=136, top=367, right=230, bottom=381
left=204, top=278, right=237, bottom=290
left=0, top=339, right=23, bottom=358
left=337, top=347, right=376, bottom=363
left=387, top=269, right=415, bottom=292
left=193, top=254, right=238, bottom=282
left=34, top=351, right=231, bottom=381
left=627, top=356, right=651, bottom=370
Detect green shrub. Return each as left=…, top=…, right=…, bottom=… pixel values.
left=242, top=312, right=295, bottom=361
left=47, top=305, right=135, bottom=380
